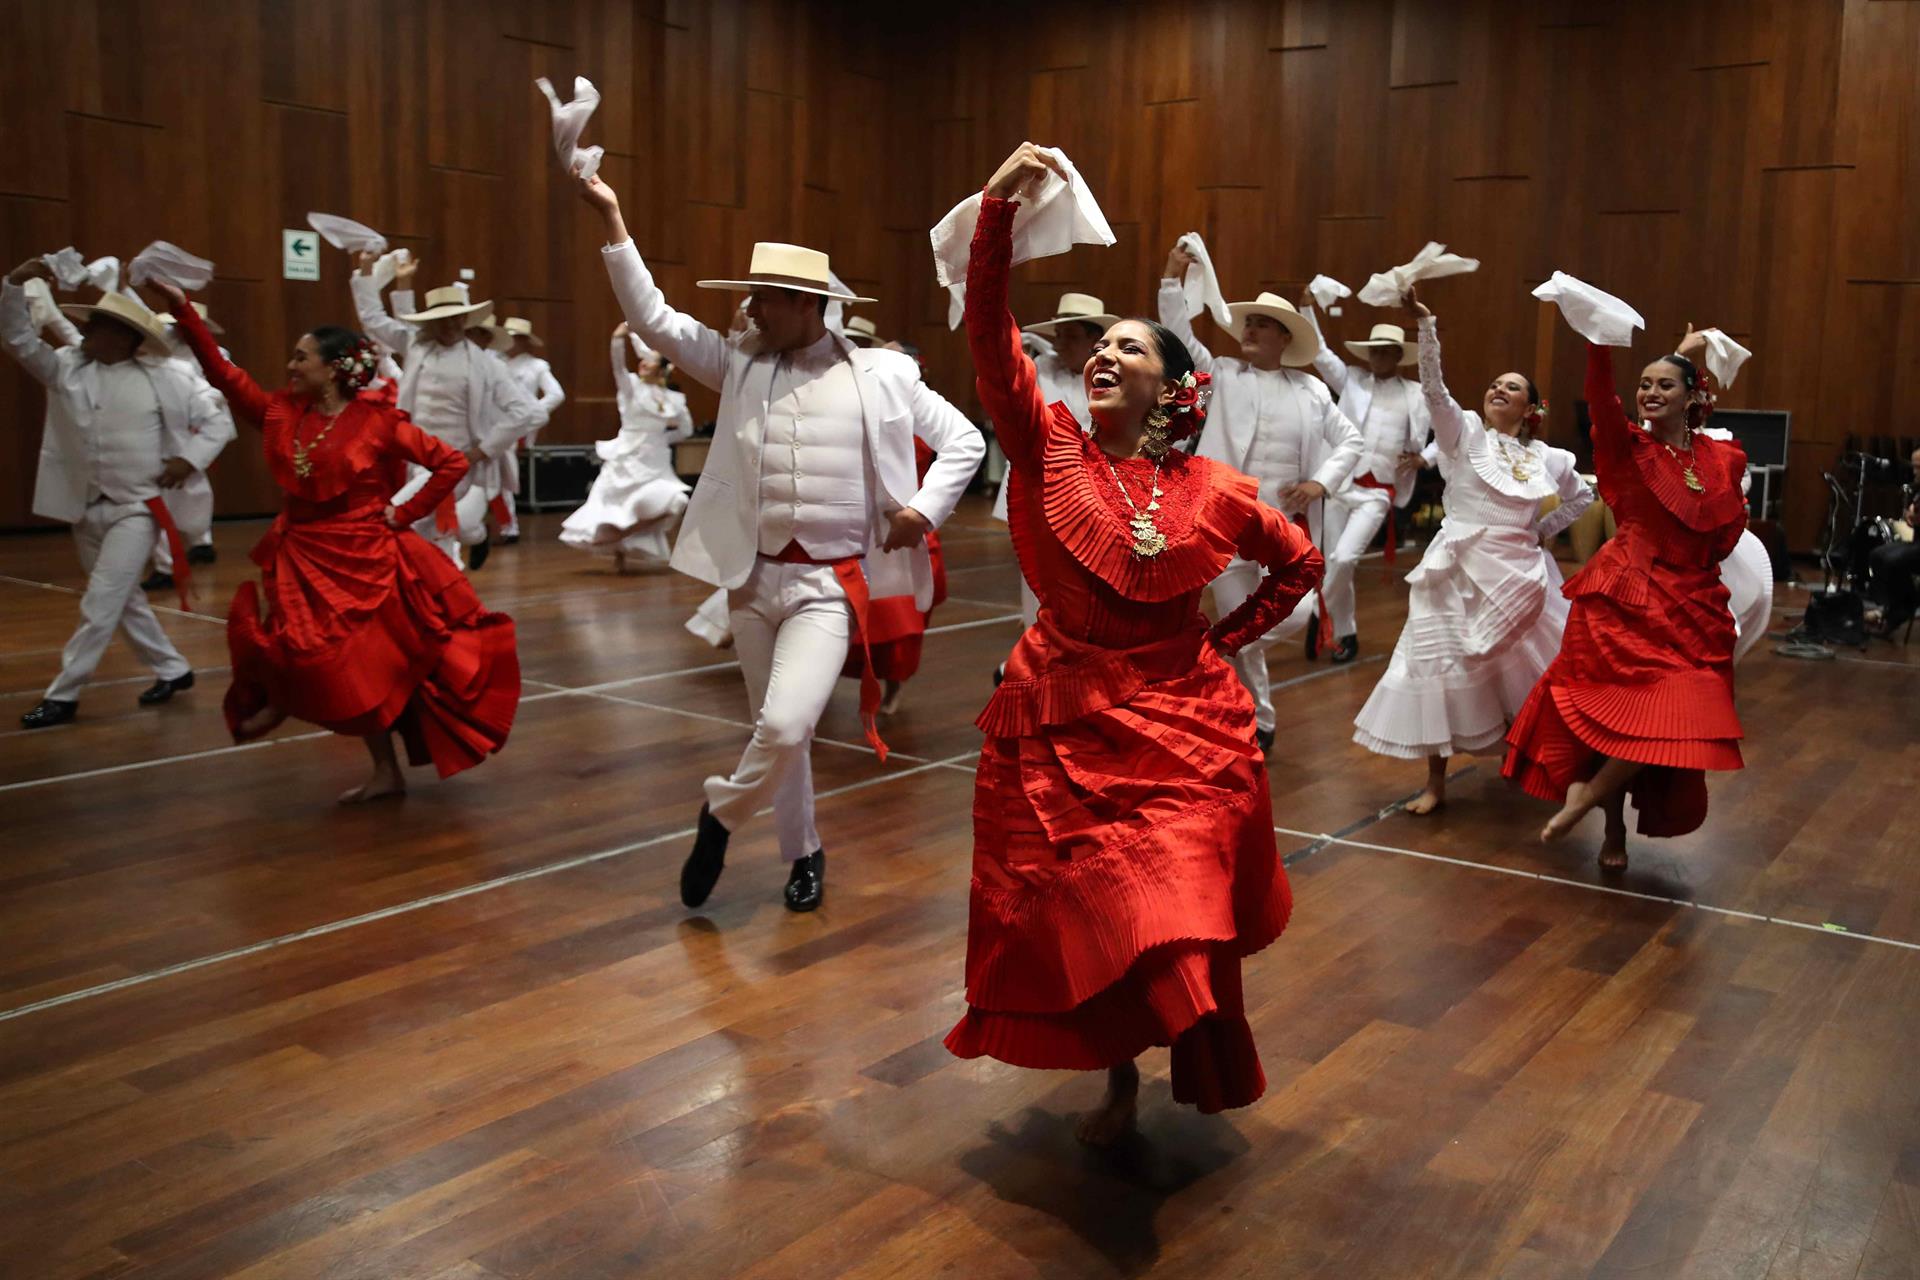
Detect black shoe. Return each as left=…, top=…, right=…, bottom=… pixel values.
left=993, top=664, right=1005, bottom=688
left=466, top=539, right=491, bottom=572
left=138, top=672, right=196, bottom=705
left=784, top=850, right=825, bottom=913
left=680, top=805, right=730, bottom=907
left=140, top=571, right=175, bottom=592
left=500, top=533, right=520, bottom=546
left=186, top=544, right=217, bottom=566
left=1330, top=635, right=1359, bottom=664
left=20, top=699, right=77, bottom=729
left=1304, top=612, right=1320, bottom=660
left=1255, top=727, right=1275, bottom=754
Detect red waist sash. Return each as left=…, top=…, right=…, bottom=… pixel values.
left=142, top=497, right=192, bottom=612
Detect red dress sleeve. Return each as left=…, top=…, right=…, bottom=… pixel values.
left=1584, top=342, right=1635, bottom=486
left=387, top=413, right=470, bottom=528
left=170, top=296, right=273, bottom=425
left=1210, top=502, right=1324, bottom=654
left=964, top=194, right=1050, bottom=474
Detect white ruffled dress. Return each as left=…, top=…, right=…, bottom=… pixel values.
left=1353, top=317, right=1595, bottom=759
left=559, top=337, right=693, bottom=561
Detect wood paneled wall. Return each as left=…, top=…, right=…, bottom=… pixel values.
left=3, top=0, right=1917, bottom=547
left=888, top=0, right=1920, bottom=550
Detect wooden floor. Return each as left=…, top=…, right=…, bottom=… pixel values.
left=1, top=500, right=1917, bottom=1280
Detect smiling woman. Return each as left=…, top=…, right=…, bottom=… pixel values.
left=944, top=142, right=1324, bottom=1146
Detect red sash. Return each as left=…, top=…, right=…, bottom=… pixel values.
left=1289, top=510, right=1334, bottom=650
left=770, top=542, right=888, bottom=762
left=434, top=495, right=460, bottom=534
left=142, top=497, right=193, bottom=612
left=487, top=494, right=513, bottom=526
left=1355, top=473, right=1398, bottom=564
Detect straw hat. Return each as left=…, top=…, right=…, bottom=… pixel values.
left=500, top=316, right=544, bottom=347
left=844, top=316, right=883, bottom=347
left=697, top=242, right=872, bottom=302
left=1344, top=322, right=1416, bottom=366
left=1225, top=292, right=1321, bottom=367
left=1022, top=292, right=1119, bottom=338
left=58, top=292, right=170, bottom=355
left=157, top=302, right=227, bottom=336
left=398, top=285, right=491, bottom=323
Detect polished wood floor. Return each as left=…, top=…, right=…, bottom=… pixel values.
left=1, top=501, right=1916, bottom=1279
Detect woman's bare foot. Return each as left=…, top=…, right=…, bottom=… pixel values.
left=1405, top=757, right=1447, bottom=815
left=1541, top=779, right=1596, bottom=843
left=1597, top=794, right=1628, bottom=872
left=878, top=679, right=905, bottom=717
left=236, top=704, right=280, bottom=737
left=339, top=770, right=406, bottom=805
left=1597, top=836, right=1629, bottom=873
left=1076, top=1061, right=1140, bottom=1147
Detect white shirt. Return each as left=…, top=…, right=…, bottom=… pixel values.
left=756, top=332, right=871, bottom=558
left=80, top=361, right=164, bottom=505
left=1356, top=375, right=1418, bottom=483
left=1036, top=352, right=1089, bottom=429
left=411, top=342, right=474, bottom=449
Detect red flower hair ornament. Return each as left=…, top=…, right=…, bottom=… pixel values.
left=1163, top=369, right=1212, bottom=440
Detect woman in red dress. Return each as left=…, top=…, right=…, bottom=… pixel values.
left=945, top=144, right=1322, bottom=1143
left=155, top=282, right=519, bottom=803
left=1503, top=327, right=1745, bottom=868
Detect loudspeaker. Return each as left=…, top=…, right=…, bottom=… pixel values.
left=1800, top=589, right=1866, bottom=647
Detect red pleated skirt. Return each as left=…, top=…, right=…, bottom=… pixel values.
left=1503, top=558, right=1741, bottom=837
left=223, top=514, right=519, bottom=778
left=946, top=629, right=1290, bottom=1113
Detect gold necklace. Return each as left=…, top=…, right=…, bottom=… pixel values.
left=1492, top=430, right=1534, bottom=482
left=292, top=403, right=346, bottom=478
left=1102, top=453, right=1167, bottom=557
left=1659, top=427, right=1704, bottom=492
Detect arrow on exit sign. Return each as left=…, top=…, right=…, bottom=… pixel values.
left=282, top=229, right=321, bottom=280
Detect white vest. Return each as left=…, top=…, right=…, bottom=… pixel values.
left=756, top=335, right=871, bottom=557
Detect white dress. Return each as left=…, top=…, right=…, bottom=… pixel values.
left=559, top=337, right=693, bottom=560
left=1353, top=318, right=1595, bottom=759
left=1698, top=427, right=1774, bottom=661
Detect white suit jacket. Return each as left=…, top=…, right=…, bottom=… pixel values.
left=1155, top=279, right=1362, bottom=499
left=601, top=240, right=984, bottom=608
left=350, top=275, right=545, bottom=457
left=1304, top=306, right=1430, bottom=507
left=1, top=280, right=235, bottom=524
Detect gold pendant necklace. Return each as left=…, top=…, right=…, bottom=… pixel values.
left=291, top=405, right=345, bottom=478
left=1103, top=453, right=1167, bottom=557
left=1661, top=429, right=1704, bottom=492
left=1494, top=432, right=1534, bottom=483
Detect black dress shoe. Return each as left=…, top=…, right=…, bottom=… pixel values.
left=784, top=850, right=825, bottom=913
left=680, top=805, right=730, bottom=907
left=186, top=544, right=217, bottom=566
left=140, top=571, right=174, bottom=592
left=1330, top=635, right=1359, bottom=664
left=992, top=664, right=1005, bottom=688
left=138, top=672, right=196, bottom=705
left=1304, top=611, right=1320, bottom=660
left=1255, top=727, right=1275, bottom=754
left=20, top=699, right=77, bottom=729
left=499, top=533, right=520, bottom=546
left=466, top=539, right=491, bottom=572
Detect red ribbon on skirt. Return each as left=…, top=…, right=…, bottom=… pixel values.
left=1289, top=509, right=1334, bottom=650
left=1354, top=473, right=1399, bottom=565
left=142, top=496, right=193, bottom=612
left=771, top=541, right=888, bottom=762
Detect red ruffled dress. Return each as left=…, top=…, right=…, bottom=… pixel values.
left=1502, top=343, right=1746, bottom=836
left=944, top=195, right=1323, bottom=1113
left=171, top=301, right=519, bottom=776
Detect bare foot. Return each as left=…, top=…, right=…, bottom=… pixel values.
left=1598, top=837, right=1629, bottom=874
left=1405, top=786, right=1445, bottom=816
left=1075, top=1062, right=1140, bottom=1147
left=339, top=772, right=406, bottom=805
left=1541, top=780, right=1596, bottom=844
left=236, top=705, right=280, bottom=737
left=878, top=679, right=905, bottom=717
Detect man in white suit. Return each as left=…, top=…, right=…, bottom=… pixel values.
left=2, top=259, right=235, bottom=728
left=493, top=316, right=566, bottom=543
left=581, top=173, right=984, bottom=914
left=1304, top=306, right=1433, bottom=664
left=350, top=258, right=545, bottom=570
left=1158, top=245, right=1362, bottom=754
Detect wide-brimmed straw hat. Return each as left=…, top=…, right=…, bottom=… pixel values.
left=697, top=243, right=872, bottom=302
left=59, top=292, right=170, bottom=354
left=398, top=285, right=492, bottom=323
left=1344, top=322, right=1416, bottom=366
left=1225, top=292, right=1321, bottom=367
left=500, top=316, right=544, bottom=347
left=1022, top=292, right=1119, bottom=338
left=844, top=316, right=883, bottom=347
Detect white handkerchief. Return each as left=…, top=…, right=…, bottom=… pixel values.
left=1356, top=242, right=1480, bottom=308
left=367, top=247, right=412, bottom=293
left=1176, top=232, right=1233, bottom=328
left=929, top=147, right=1115, bottom=330
left=307, top=211, right=388, bottom=255
left=629, top=332, right=656, bottom=361
left=1532, top=271, right=1644, bottom=347
left=1697, top=328, right=1752, bottom=387
left=22, top=278, right=63, bottom=331
left=42, top=247, right=121, bottom=293
left=535, top=75, right=604, bottom=182
left=824, top=270, right=852, bottom=337
left=128, top=241, right=215, bottom=291
left=1308, top=274, right=1351, bottom=316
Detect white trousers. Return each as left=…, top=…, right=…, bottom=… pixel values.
left=705, top=559, right=853, bottom=860
left=497, top=451, right=520, bottom=537
left=1317, top=485, right=1392, bottom=640
left=48, top=501, right=191, bottom=702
